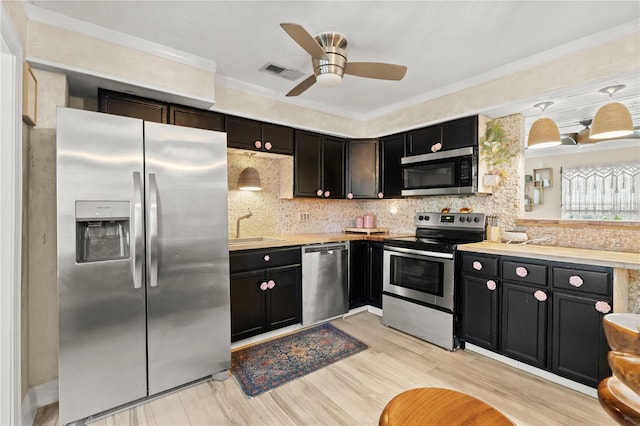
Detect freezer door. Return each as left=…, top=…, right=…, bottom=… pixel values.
left=144, top=122, right=231, bottom=395
left=57, top=108, right=147, bottom=424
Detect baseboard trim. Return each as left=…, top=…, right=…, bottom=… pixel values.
left=21, top=379, right=59, bottom=426
left=464, top=343, right=597, bottom=398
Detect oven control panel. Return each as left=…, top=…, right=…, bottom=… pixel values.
left=415, top=212, right=485, bottom=229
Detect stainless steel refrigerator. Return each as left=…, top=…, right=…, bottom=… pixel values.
left=56, top=107, right=231, bottom=424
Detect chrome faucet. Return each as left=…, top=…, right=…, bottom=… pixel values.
left=235, top=208, right=253, bottom=238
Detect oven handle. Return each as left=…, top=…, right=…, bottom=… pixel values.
left=383, top=245, right=454, bottom=260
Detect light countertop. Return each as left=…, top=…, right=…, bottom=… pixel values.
left=228, top=232, right=405, bottom=252
left=458, top=241, right=640, bottom=270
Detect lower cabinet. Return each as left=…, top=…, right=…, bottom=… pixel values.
left=349, top=241, right=383, bottom=309
left=460, top=252, right=612, bottom=388
left=500, top=281, right=547, bottom=368
left=230, top=248, right=301, bottom=342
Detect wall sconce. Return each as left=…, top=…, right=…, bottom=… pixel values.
left=527, top=102, right=561, bottom=149
left=590, top=85, right=634, bottom=140
left=238, top=167, right=262, bottom=191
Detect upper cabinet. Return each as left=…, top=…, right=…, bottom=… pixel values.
left=294, top=130, right=345, bottom=199
left=405, top=115, right=478, bottom=155
left=98, top=89, right=168, bottom=123
left=347, top=139, right=380, bottom=199
left=226, top=116, right=294, bottom=155
left=168, top=105, right=224, bottom=131
left=379, top=133, right=405, bottom=198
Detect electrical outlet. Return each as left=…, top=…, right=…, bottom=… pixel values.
left=299, top=212, right=310, bottom=222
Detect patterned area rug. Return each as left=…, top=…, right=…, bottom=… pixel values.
left=232, top=323, right=368, bottom=397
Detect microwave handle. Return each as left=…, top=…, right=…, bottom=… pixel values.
left=401, top=146, right=474, bottom=165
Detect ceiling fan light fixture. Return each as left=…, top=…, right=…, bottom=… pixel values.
left=590, top=102, right=634, bottom=140
left=316, top=72, right=343, bottom=87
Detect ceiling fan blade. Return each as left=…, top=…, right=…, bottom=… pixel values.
left=280, top=23, right=326, bottom=60
left=344, top=62, right=408, bottom=80
left=286, top=75, right=316, bottom=97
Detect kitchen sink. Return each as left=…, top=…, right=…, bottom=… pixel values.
left=228, top=236, right=284, bottom=245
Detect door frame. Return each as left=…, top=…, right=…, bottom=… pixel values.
left=0, top=5, right=24, bottom=426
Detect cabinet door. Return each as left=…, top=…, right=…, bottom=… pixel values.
left=405, top=125, right=440, bottom=156
left=347, top=139, right=379, bottom=199
left=379, top=133, right=405, bottom=198
left=552, top=291, right=611, bottom=387
left=440, top=116, right=478, bottom=150
left=461, top=274, right=499, bottom=350
left=168, top=105, right=224, bottom=131
left=322, top=136, right=346, bottom=199
left=349, top=241, right=369, bottom=309
left=230, top=270, right=266, bottom=342
left=500, top=281, right=547, bottom=368
left=263, top=123, right=294, bottom=155
left=226, top=116, right=262, bottom=150
left=98, top=89, right=167, bottom=123
left=368, top=242, right=384, bottom=308
left=294, top=130, right=323, bottom=197
left=266, top=265, right=301, bottom=329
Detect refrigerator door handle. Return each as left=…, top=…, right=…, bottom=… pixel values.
left=132, top=172, right=144, bottom=289
left=147, top=173, right=159, bottom=288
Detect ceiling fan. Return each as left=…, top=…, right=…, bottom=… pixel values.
left=280, top=23, right=408, bottom=97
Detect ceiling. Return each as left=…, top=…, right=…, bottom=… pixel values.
left=26, top=1, right=640, bottom=134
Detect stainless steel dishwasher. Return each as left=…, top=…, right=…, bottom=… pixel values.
left=302, top=242, right=349, bottom=325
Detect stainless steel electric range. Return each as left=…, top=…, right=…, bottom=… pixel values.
left=382, top=212, right=485, bottom=350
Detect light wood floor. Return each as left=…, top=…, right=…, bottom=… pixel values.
left=34, top=312, right=614, bottom=426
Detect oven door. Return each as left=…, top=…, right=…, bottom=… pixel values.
left=383, top=246, right=454, bottom=311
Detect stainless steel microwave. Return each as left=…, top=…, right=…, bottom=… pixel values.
left=401, top=147, right=478, bottom=196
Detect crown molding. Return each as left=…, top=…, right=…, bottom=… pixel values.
left=26, top=4, right=217, bottom=73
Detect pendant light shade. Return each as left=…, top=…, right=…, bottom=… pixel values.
left=238, top=167, right=262, bottom=191
left=527, top=118, right=562, bottom=149
left=590, top=102, right=634, bottom=140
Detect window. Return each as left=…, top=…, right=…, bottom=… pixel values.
left=561, top=162, right=640, bottom=221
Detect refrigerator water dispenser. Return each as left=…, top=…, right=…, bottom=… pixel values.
left=75, top=201, right=130, bottom=262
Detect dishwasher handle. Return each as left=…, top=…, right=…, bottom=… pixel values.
left=302, top=243, right=348, bottom=254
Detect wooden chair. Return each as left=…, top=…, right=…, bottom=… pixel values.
left=379, top=387, right=513, bottom=426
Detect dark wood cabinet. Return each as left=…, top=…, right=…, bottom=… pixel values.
left=226, top=116, right=294, bottom=155
left=168, top=105, right=224, bottom=131
left=460, top=252, right=613, bottom=388
left=347, top=139, right=379, bottom=199
left=229, top=247, right=301, bottom=342
left=349, top=241, right=383, bottom=309
left=98, top=89, right=168, bottom=123
left=379, top=133, right=405, bottom=198
left=405, top=115, right=478, bottom=156
left=294, top=130, right=345, bottom=198
left=551, top=263, right=612, bottom=387
left=500, top=281, right=548, bottom=368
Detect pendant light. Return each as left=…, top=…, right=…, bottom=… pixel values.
left=238, top=167, right=262, bottom=191
left=527, top=102, right=561, bottom=149
left=590, top=85, right=634, bottom=140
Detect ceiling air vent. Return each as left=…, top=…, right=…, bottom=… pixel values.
left=260, top=63, right=304, bottom=81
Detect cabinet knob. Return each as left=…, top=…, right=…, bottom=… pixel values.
left=533, top=290, right=547, bottom=302
left=377, top=192, right=384, bottom=199
left=267, top=279, right=275, bottom=289
left=263, top=254, right=270, bottom=262
left=431, top=142, right=442, bottom=153
left=259, top=281, right=268, bottom=291
left=317, top=189, right=323, bottom=197
left=264, top=142, right=272, bottom=151
left=324, top=190, right=330, bottom=198
left=472, top=261, right=483, bottom=271
left=595, top=301, right=612, bottom=314
left=486, top=280, right=497, bottom=291
left=568, top=275, right=584, bottom=287
left=254, top=140, right=262, bottom=149
left=515, top=266, right=529, bottom=277
left=347, top=193, right=353, bottom=199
